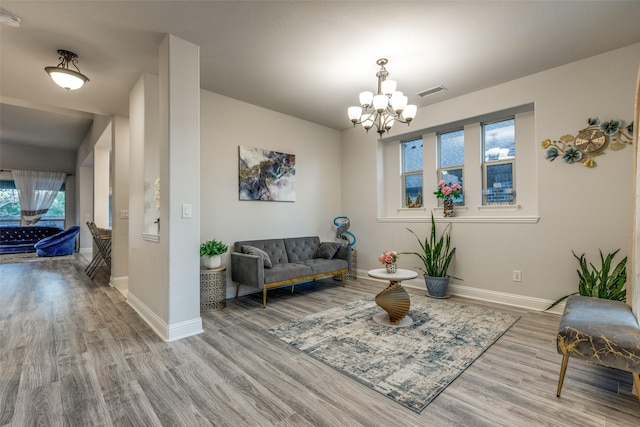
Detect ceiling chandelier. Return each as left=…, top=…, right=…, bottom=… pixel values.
left=348, top=58, right=417, bottom=136
left=45, top=50, right=89, bottom=91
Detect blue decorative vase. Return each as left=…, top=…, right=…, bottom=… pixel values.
left=425, top=275, right=450, bottom=298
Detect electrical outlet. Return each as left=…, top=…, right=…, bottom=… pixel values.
left=512, top=270, right=522, bottom=282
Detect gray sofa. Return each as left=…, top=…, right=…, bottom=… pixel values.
left=231, top=236, right=352, bottom=307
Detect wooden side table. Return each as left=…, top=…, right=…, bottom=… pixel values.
left=200, top=266, right=227, bottom=311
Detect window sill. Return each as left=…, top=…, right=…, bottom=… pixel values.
left=376, top=205, right=540, bottom=224
left=397, top=207, right=427, bottom=213
left=477, top=204, right=521, bottom=212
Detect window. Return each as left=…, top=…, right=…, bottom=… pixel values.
left=0, top=180, right=66, bottom=227
left=437, top=129, right=464, bottom=205
left=402, top=138, right=423, bottom=207
left=482, top=119, right=515, bottom=205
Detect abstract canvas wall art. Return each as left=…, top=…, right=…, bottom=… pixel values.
left=238, top=146, right=296, bottom=201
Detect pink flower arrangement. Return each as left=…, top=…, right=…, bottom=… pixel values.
left=434, top=181, right=462, bottom=201
left=379, top=250, right=398, bottom=265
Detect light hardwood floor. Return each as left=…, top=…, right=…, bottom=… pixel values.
left=1, top=254, right=638, bottom=426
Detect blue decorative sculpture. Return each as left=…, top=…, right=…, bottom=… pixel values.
left=334, top=216, right=356, bottom=247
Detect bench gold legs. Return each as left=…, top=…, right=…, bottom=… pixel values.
left=556, top=354, right=569, bottom=397
left=557, top=355, right=640, bottom=403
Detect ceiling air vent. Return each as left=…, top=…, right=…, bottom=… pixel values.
left=418, top=85, right=447, bottom=98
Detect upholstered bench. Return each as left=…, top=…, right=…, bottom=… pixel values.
left=556, top=295, right=640, bottom=401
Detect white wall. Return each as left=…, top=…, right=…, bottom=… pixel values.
left=0, top=144, right=76, bottom=173
left=342, top=43, right=640, bottom=310
left=76, top=114, right=111, bottom=252
left=128, top=35, right=202, bottom=341
left=199, top=90, right=343, bottom=297
left=129, top=73, right=166, bottom=321
left=110, top=115, right=130, bottom=294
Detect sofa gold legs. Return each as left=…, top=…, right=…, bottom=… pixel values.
left=556, top=354, right=569, bottom=397
left=240, top=268, right=349, bottom=308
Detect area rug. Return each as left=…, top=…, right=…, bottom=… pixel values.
left=266, top=295, right=519, bottom=413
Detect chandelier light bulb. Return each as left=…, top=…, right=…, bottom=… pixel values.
left=403, top=105, right=417, bottom=122
left=359, top=91, right=373, bottom=108
left=348, top=106, right=362, bottom=123
left=373, top=94, right=388, bottom=112
left=361, top=113, right=374, bottom=130
left=384, top=116, right=395, bottom=130
left=381, top=79, right=397, bottom=95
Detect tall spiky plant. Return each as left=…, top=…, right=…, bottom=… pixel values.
left=547, top=249, right=626, bottom=310
left=404, top=213, right=456, bottom=277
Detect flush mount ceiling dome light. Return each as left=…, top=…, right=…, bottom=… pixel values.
left=45, top=49, right=89, bottom=91
left=348, top=58, right=417, bottom=136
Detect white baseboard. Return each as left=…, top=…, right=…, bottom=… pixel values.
left=110, top=275, right=129, bottom=299
left=79, top=247, right=92, bottom=255
left=127, top=291, right=203, bottom=342
left=357, top=269, right=565, bottom=315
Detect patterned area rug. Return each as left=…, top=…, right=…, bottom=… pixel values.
left=266, top=295, right=519, bottom=413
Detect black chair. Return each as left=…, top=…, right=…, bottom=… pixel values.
left=85, top=221, right=112, bottom=279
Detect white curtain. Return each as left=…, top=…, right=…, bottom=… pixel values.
left=11, top=169, right=66, bottom=226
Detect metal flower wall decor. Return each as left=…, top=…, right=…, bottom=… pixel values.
left=541, top=117, right=634, bottom=168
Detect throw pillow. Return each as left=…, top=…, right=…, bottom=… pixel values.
left=242, top=245, right=273, bottom=268
left=314, top=242, right=342, bottom=259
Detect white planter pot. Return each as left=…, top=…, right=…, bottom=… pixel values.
left=202, top=255, right=222, bottom=269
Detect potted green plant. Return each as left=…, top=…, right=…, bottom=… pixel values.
left=200, top=239, right=229, bottom=269
left=547, top=249, right=627, bottom=310
left=404, top=213, right=457, bottom=298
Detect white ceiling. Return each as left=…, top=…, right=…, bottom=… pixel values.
left=2, top=1, right=640, bottom=152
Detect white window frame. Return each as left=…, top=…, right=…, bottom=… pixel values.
left=378, top=104, right=537, bottom=222
left=401, top=138, right=424, bottom=208
left=437, top=129, right=465, bottom=206
left=482, top=118, right=516, bottom=206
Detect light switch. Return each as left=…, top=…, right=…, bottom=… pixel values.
left=120, top=210, right=129, bottom=219
left=182, top=203, right=192, bottom=218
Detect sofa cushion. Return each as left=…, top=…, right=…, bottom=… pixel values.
left=284, top=236, right=320, bottom=262
left=299, top=258, right=348, bottom=275
left=314, top=242, right=342, bottom=259
left=264, top=263, right=313, bottom=284
left=242, top=245, right=273, bottom=268
left=235, top=238, right=288, bottom=265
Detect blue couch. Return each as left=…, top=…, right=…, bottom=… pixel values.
left=34, top=225, right=80, bottom=257
left=0, top=226, right=63, bottom=254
